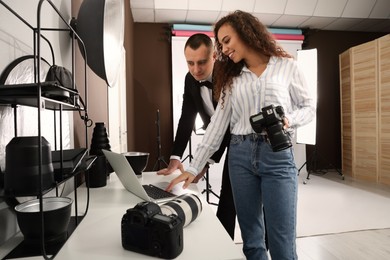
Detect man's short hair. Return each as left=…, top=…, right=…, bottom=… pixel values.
left=184, top=33, right=213, bottom=51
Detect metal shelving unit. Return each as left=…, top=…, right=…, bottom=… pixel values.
left=0, top=0, right=93, bottom=258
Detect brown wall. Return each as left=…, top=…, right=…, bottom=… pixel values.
left=131, top=24, right=387, bottom=172
left=132, top=23, right=172, bottom=170
left=124, top=1, right=135, bottom=150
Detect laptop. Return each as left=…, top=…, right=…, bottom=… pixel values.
left=102, top=149, right=181, bottom=203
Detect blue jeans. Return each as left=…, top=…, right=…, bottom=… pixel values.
left=229, top=134, right=298, bottom=260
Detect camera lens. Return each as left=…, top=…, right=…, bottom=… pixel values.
left=160, top=194, right=202, bottom=227
left=267, top=122, right=292, bottom=152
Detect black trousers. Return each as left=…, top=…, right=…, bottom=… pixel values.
left=216, top=152, right=236, bottom=239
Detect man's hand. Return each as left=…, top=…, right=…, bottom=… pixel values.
left=165, top=171, right=196, bottom=192
left=157, top=159, right=184, bottom=176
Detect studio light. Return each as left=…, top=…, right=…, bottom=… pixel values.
left=72, top=0, right=124, bottom=87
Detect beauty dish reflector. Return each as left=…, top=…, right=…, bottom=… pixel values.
left=75, top=0, right=124, bottom=87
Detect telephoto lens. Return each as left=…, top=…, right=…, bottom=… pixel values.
left=160, top=194, right=202, bottom=227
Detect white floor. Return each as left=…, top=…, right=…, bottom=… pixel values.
left=196, top=169, right=390, bottom=260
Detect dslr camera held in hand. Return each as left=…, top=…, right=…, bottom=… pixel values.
left=250, top=104, right=292, bottom=152
left=121, top=194, right=202, bottom=259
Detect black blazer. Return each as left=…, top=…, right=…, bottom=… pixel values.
left=171, top=72, right=230, bottom=164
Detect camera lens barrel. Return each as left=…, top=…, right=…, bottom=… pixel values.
left=160, top=194, right=202, bottom=227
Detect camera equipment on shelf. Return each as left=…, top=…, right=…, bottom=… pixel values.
left=121, top=194, right=202, bottom=259
left=250, top=104, right=292, bottom=152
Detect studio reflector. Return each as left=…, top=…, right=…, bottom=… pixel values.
left=73, top=0, right=124, bottom=87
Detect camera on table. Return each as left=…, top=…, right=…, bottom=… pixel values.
left=249, top=104, right=292, bottom=152
left=121, top=194, right=202, bottom=259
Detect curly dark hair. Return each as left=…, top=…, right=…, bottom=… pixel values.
left=213, top=10, right=292, bottom=106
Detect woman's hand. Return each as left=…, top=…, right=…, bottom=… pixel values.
left=192, top=165, right=209, bottom=183
left=165, top=171, right=196, bottom=192
left=283, top=117, right=290, bottom=129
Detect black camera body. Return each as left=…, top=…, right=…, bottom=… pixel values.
left=250, top=104, right=292, bottom=152
left=121, top=201, right=183, bottom=259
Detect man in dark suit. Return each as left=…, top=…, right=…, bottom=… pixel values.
left=157, top=33, right=236, bottom=239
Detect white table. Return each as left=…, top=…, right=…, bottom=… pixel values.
left=53, top=171, right=244, bottom=260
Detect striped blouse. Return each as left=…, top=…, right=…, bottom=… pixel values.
left=187, top=56, right=316, bottom=176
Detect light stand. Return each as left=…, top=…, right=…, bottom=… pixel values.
left=192, top=126, right=220, bottom=206
left=201, top=168, right=219, bottom=206
left=181, top=131, right=193, bottom=163
left=152, top=109, right=168, bottom=171
left=298, top=145, right=344, bottom=184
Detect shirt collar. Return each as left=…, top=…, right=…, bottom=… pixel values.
left=241, top=56, right=276, bottom=73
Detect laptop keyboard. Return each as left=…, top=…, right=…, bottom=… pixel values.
left=142, top=184, right=175, bottom=199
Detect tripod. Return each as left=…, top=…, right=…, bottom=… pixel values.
left=298, top=145, right=344, bottom=184
left=152, top=109, right=168, bottom=171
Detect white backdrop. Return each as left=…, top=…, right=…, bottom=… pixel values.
left=296, top=49, right=318, bottom=145
left=171, top=36, right=314, bottom=176
left=108, top=47, right=128, bottom=153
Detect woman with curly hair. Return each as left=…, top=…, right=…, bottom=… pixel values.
left=166, top=10, right=315, bottom=260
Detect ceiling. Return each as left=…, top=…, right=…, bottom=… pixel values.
left=129, top=0, right=390, bottom=33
